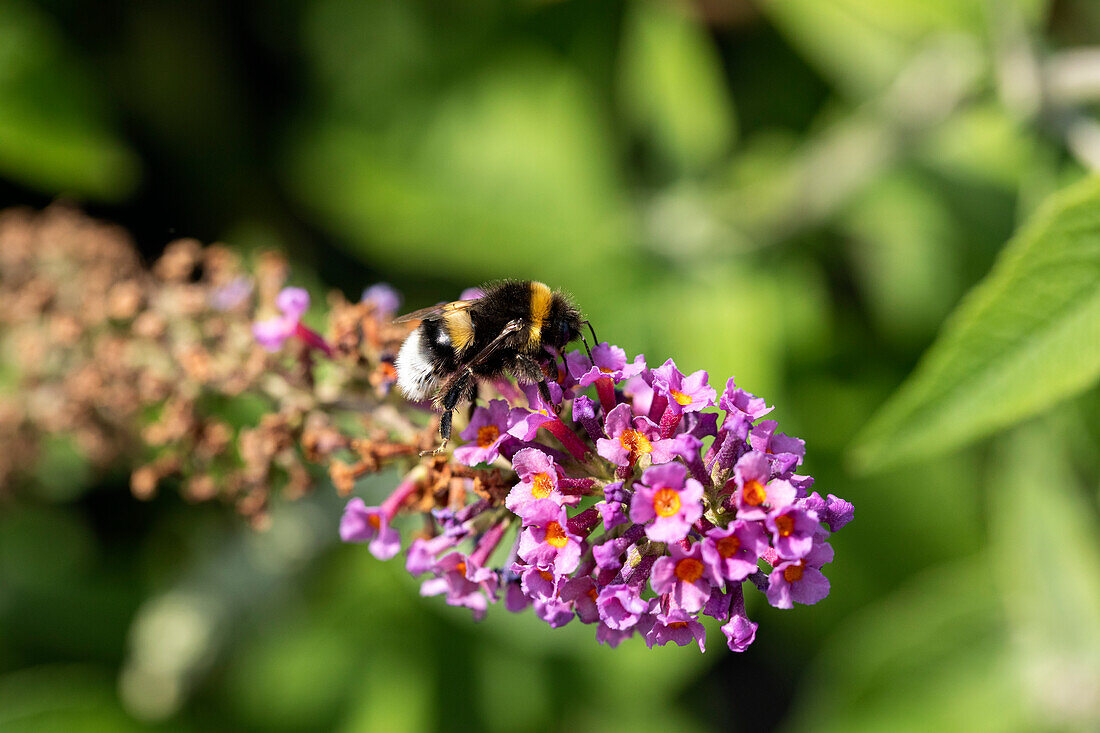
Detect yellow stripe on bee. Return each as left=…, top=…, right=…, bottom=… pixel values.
left=444, top=308, right=475, bottom=352
left=528, top=281, right=552, bottom=347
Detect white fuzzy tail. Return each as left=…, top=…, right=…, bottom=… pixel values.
left=395, top=329, right=438, bottom=401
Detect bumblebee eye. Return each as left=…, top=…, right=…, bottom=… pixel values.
left=556, top=319, right=572, bottom=345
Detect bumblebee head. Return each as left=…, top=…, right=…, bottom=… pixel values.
left=545, top=292, right=583, bottom=350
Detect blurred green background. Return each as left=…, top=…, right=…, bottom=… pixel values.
left=3, top=0, right=1100, bottom=730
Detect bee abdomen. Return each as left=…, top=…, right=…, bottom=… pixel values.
left=395, top=327, right=441, bottom=401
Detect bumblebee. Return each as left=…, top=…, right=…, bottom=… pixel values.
left=394, top=280, right=594, bottom=452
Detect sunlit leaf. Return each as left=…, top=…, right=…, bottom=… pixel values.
left=762, top=0, right=985, bottom=98
left=619, top=0, right=736, bottom=174
left=990, top=423, right=1100, bottom=729
left=851, top=175, right=1100, bottom=471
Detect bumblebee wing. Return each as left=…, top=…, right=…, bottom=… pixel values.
left=393, top=300, right=476, bottom=324
left=464, top=318, right=526, bottom=368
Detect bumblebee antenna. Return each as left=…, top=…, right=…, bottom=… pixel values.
left=583, top=320, right=599, bottom=346
left=578, top=329, right=593, bottom=361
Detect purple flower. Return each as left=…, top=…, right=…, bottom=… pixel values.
left=766, top=559, right=830, bottom=609
left=719, top=377, right=773, bottom=421
left=504, top=578, right=531, bottom=612
left=505, top=448, right=564, bottom=520
left=650, top=542, right=714, bottom=613
left=596, top=500, right=628, bottom=531
left=568, top=342, right=646, bottom=386
left=340, top=498, right=401, bottom=560
left=651, top=359, right=717, bottom=414
left=596, top=584, right=649, bottom=630
left=749, top=420, right=805, bottom=466
left=645, top=608, right=706, bottom=652
left=507, top=383, right=563, bottom=440
left=721, top=586, right=758, bottom=652
left=361, top=283, right=402, bottom=318
left=559, top=576, right=601, bottom=624
left=455, top=400, right=520, bottom=466
left=459, top=287, right=485, bottom=301
left=596, top=623, right=635, bottom=648
left=701, top=520, right=770, bottom=583
left=253, top=286, right=310, bottom=351
left=595, top=403, right=677, bottom=469
left=592, top=524, right=645, bottom=572
left=534, top=598, right=574, bottom=628
left=623, top=372, right=657, bottom=417
left=421, top=552, right=497, bottom=619
left=516, top=564, right=560, bottom=601
left=405, top=533, right=464, bottom=575
left=252, top=286, right=332, bottom=355
left=210, top=276, right=252, bottom=311
left=766, top=506, right=820, bottom=560
left=629, top=463, right=704, bottom=543
left=729, top=452, right=796, bottom=521
left=517, top=502, right=583, bottom=575
left=803, top=492, right=855, bottom=532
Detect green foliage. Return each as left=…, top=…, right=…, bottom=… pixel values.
left=3, top=0, right=1100, bottom=731
left=619, top=0, right=736, bottom=175
left=991, top=422, right=1100, bottom=729
left=852, top=176, right=1100, bottom=471
left=287, top=51, right=629, bottom=289
left=0, top=0, right=138, bottom=200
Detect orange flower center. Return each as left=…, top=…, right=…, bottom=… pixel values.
left=742, top=480, right=766, bottom=506
left=716, top=535, right=741, bottom=558
left=600, top=366, right=615, bottom=374
left=368, top=514, right=381, bottom=530
left=668, top=621, right=689, bottom=629
left=674, top=557, right=705, bottom=583
left=587, top=587, right=599, bottom=602
left=670, top=389, right=693, bottom=406
left=455, top=561, right=467, bottom=576
left=783, top=564, right=803, bottom=583
left=652, top=488, right=681, bottom=517
left=531, top=473, right=554, bottom=499
left=774, top=514, right=795, bottom=537
left=619, top=429, right=652, bottom=456
left=476, top=425, right=500, bottom=448
left=538, top=569, right=554, bottom=582
left=545, top=521, right=568, bottom=548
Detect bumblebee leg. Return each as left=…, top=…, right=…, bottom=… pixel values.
left=519, top=354, right=558, bottom=415
left=422, top=369, right=472, bottom=455
left=467, top=381, right=480, bottom=423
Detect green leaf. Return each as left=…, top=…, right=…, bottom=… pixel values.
left=285, top=52, right=630, bottom=291
left=990, top=422, right=1100, bottom=729
left=0, top=0, right=139, bottom=200
left=761, top=0, right=986, bottom=99
left=619, top=0, right=736, bottom=174
left=782, top=558, right=1026, bottom=733
left=851, top=175, right=1100, bottom=472
left=843, top=171, right=962, bottom=346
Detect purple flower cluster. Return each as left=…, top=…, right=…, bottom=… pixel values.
left=341, top=342, right=853, bottom=652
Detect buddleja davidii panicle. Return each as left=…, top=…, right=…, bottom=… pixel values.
left=334, top=296, right=856, bottom=654
left=0, top=205, right=415, bottom=527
